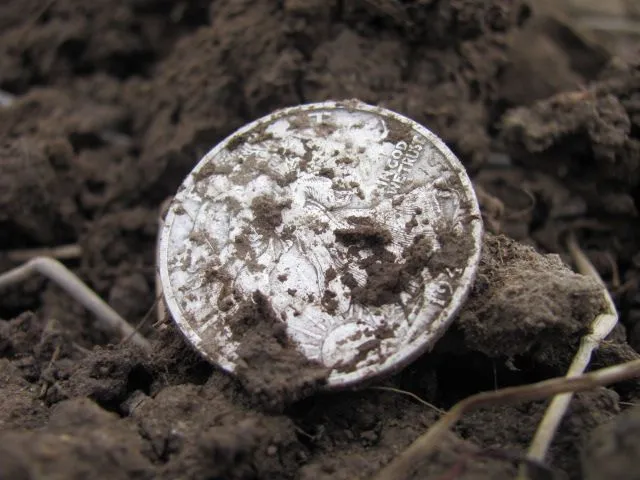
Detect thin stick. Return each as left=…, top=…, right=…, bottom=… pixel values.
left=369, top=386, right=446, bottom=414
left=523, top=315, right=617, bottom=459
left=0, top=257, right=151, bottom=352
left=39, top=343, right=61, bottom=397
left=371, top=358, right=640, bottom=480
left=120, top=294, right=161, bottom=346
left=521, top=233, right=618, bottom=468
left=2, top=244, right=82, bottom=263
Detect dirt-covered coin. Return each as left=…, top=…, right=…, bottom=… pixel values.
left=158, top=100, right=483, bottom=389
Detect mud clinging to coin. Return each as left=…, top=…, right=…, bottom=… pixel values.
left=158, top=100, right=483, bottom=388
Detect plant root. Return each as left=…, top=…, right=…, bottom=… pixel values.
left=520, top=232, right=618, bottom=473
left=2, top=244, right=82, bottom=263
left=371, top=356, right=640, bottom=480
left=0, top=256, right=151, bottom=352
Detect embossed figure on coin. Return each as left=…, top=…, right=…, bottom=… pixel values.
left=159, top=101, right=482, bottom=388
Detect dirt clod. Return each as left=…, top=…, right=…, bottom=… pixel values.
left=458, top=233, right=605, bottom=369
left=230, top=292, right=329, bottom=411
left=1, top=0, right=639, bottom=479
left=582, top=404, right=640, bottom=480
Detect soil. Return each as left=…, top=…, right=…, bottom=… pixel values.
left=227, top=291, right=329, bottom=412
left=251, top=196, right=292, bottom=235
left=1, top=1, right=640, bottom=479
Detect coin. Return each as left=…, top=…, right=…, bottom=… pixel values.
left=158, top=100, right=483, bottom=389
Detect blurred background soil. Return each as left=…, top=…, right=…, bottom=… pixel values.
left=0, top=1, right=639, bottom=479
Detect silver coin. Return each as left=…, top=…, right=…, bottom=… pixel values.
left=158, top=100, right=483, bottom=389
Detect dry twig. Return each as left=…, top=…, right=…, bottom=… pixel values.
left=521, top=233, right=618, bottom=470
left=371, top=357, right=640, bottom=480
left=0, top=256, right=151, bottom=352
left=120, top=294, right=161, bottom=346
left=2, top=244, right=82, bottom=263
left=369, top=386, right=445, bottom=415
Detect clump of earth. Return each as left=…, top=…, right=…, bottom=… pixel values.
left=1, top=0, right=639, bottom=479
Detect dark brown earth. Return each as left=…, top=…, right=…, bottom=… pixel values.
left=251, top=196, right=292, bottom=235
left=1, top=0, right=640, bottom=479
left=228, top=291, right=330, bottom=412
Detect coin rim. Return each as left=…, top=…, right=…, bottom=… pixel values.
left=158, top=99, right=483, bottom=389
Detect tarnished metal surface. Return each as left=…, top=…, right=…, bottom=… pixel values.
left=158, top=100, right=483, bottom=388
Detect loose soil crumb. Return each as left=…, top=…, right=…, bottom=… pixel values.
left=345, top=220, right=478, bottom=308
left=229, top=292, right=329, bottom=411
left=334, top=217, right=393, bottom=247
left=251, top=195, right=292, bottom=235
left=351, top=260, right=407, bottom=307
left=334, top=217, right=405, bottom=307
left=421, top=223, right=479, bottom=278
